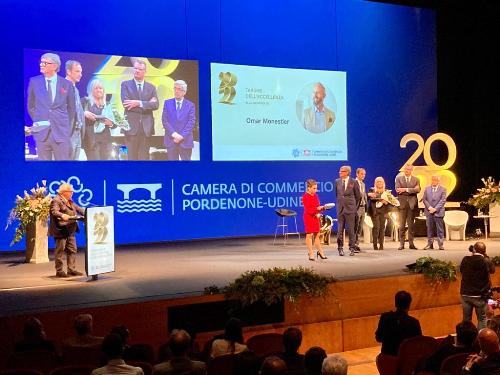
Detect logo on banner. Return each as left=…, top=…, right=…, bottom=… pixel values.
left=48, top=176, right=93, bottom=206
left=218, top=72, right=237, bottom=104
left=92, top=211, right=109, bottom=244
left=116, top=183, right=162, bottom=213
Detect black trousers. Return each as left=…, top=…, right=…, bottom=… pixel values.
left=337, top=212, right=357, bottom=250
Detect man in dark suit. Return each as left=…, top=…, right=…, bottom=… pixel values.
left=27, top=53, right=76, bottom=160
left=375, top=290, right=422, bottom=356
left=121, top=60, right=159, bottom=160
left=65, top=60, right=85, bottom=160
left=395, top=164, right=421, bottom=250
left=335, top=165, right=361, bottom=256
left=463, top=328, right=500, bottom=374
left=422, top=175, right=447, bottom=250
left=354, top=167, right=367, bottom=252
left=49, top=183, right=85, bottom=277
left=161, top=80, right=196, bottom=160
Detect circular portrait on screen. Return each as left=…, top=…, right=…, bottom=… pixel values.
left=296, top=82, right=337, bottom=134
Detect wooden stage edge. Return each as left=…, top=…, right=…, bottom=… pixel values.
left=3, top=270, right=498, bottom=365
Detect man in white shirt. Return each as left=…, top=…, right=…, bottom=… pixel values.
left=91, top=334, right=144, bottom=375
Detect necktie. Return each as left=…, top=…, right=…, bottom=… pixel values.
left=176, top=101, right=181, bottom=117
left=344, top=179, right=347, bottom=191
left=47, top=79, right=53, bottom=104
left=137, top=83, right=142, bottom=99
left=432, top=187, right=437, bottom=195
left=74, top=87, right=82, bottom=128
left=406, top=177, right=410, bottom=185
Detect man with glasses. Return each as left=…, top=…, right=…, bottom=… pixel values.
left=120, top=59, right=159, bottom=160
left=27, top=52, right=76, bottom=160
left=49, top=183, right=86, bottom=277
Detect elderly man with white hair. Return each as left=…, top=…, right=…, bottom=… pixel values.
left=422, top=174, right=447, bottom=250
left=27, top=52, right=76, bottom=160
left=49, top=183, right=86, bottom=277
left=161, top=79, right=196, bottom=160
left=322, top=354, right=348, bottom=375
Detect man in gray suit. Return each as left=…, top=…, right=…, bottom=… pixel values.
left=422, top=175, right=447, bottom=250
left=302, top=83, right=335, bottom=134
left=27, top=52, right=76, bottom=160
left=335, top=165, right=361, bottom=256
left=121, top=60, right=159, bottom=160
left=65, top=60, right=85, bottom=160
left=395, top=164, right=421, bottom=250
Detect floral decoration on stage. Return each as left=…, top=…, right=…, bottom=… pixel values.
left=5, top=181, right=52, bottom=245
left=204, top=267, right=335, bottom=306
left=468, top=177, right=500, bottom=210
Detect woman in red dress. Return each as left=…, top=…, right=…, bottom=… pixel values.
left=302, top=179, right=327, bottom=260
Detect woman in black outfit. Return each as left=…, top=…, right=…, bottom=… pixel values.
left=368, top=176, right=390, bottom=250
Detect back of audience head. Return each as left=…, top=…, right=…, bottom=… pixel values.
left=305, top=346, right=327, bottom=375
left=74, top=313, right=93, bottom=336
left=478, top=328, right=500, bottom=355
left=260, top=355, right=287, bottom=375
left=23, top=317, right=45, bottom=340
left=110, top=325, right=130, bottom=345
left=102, top=333, right=124, bottom=360
left=283, top=326, right=302, bottom=354
left=456, top=320, right=478, bottom=347
left=322, top=355, right=348, bottom=375
left=224, top=317, right=244, bottom=343
left=395, top=290, right=412, bottom=312
left=487, top=315, right=500, bottom=337
left=169, top=329, right=191, bottom=357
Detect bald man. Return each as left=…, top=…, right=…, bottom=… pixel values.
left=302, top=82, right=336, bottom=134
left=463, top=328, right=500, bottom=374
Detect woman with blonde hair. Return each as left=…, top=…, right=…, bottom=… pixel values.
left=83, top=79, right=117, bottom=160
left=367, top=177, right=389, bottom=250
left=302, top=179, right=327, bottom=260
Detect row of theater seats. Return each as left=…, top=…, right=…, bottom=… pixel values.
left=376, top=335, right=470, bottom=375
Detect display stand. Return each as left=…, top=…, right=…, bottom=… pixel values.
left=84, top=206, right=115, bottom=280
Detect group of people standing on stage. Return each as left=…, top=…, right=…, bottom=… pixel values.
left=302, top=164, right=448, bottom=260
left=27, top=52, right=196, bottom=161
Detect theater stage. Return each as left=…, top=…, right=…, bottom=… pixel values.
left=1, top=236, right=499, bottom=317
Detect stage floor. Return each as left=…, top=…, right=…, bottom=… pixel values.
left=1, top=236, right=499, bottom=316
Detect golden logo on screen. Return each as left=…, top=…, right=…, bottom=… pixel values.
left=93, top=212, right=109, bottom=244
left=398, top=132, right=458, bottom=201
left=218, top=72, right=237, bottom=104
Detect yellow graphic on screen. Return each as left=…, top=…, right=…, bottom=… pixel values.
left=398, top=133, right=458, bottom=204
left=93, top=212, right=109, bottom=244
left=218, top=72, right=237, bottom=104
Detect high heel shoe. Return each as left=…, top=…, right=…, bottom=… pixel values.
left=316, top=251, right=328, bottom=260
left=308, top=257, right=315, bottom=261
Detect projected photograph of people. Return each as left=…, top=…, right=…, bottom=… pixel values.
left=211, top=63, right=346, bottom=161
left=24, top=49, right=199, bottom=161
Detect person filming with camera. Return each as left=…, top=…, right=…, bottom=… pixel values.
left=461, top=242, right=496, bottom=330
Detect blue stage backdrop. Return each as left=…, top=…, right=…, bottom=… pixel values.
left=0, top=0, right=437, bottom=251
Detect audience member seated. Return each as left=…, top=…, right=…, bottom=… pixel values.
left=463, top=328, right=500, bottom=374
left=152, top=329, right=206, bottom=375
left=260, top=356, right=287, bottom=375
left=62, top=314, right=103, bottom=349
left=487, top=315, right=500, bottom=338
left=91, top=333, right=144, bottom=375
left=321, top=355, right=348, bottom=375
left=375, top=290, right=422, bottom=356
left=210, top=318, right=248, bottom=358
left=421, top=320, right=478, bottom=374
left=277, top=327, right=305, bottom=371
left=14, top=317, right=56, bottom=353
left=304, top=347, right=327, bottom=375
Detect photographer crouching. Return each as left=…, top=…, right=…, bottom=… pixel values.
left=461, top=242, right=496, bottom=330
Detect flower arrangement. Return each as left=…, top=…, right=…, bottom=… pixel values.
left=5, top=181, right=52, bottom=245
left=376, top=189, right=400, bottom=208
left=204, top=267, right=335, bottom=306
left=112, top=107, right=131, bottom=132
left=468, top=177, right=500, bottom=210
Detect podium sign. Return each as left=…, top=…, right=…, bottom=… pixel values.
left=85, top=206, right=115, bottom=276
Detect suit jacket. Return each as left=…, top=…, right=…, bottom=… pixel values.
left=335, top=177, right=361, bottom=215
left=120, top=79, right=159, bottom=136
left=161, top=98, right=196, bottom=148
left=49, top=194, right=85, bottom=238
left=302, top=106, right=335, bottom=133
left=395, top=175, right=421, bottom=210
left=422, top=185, right=447, bottom=217
left=27, top=74, right=76, bottom=143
